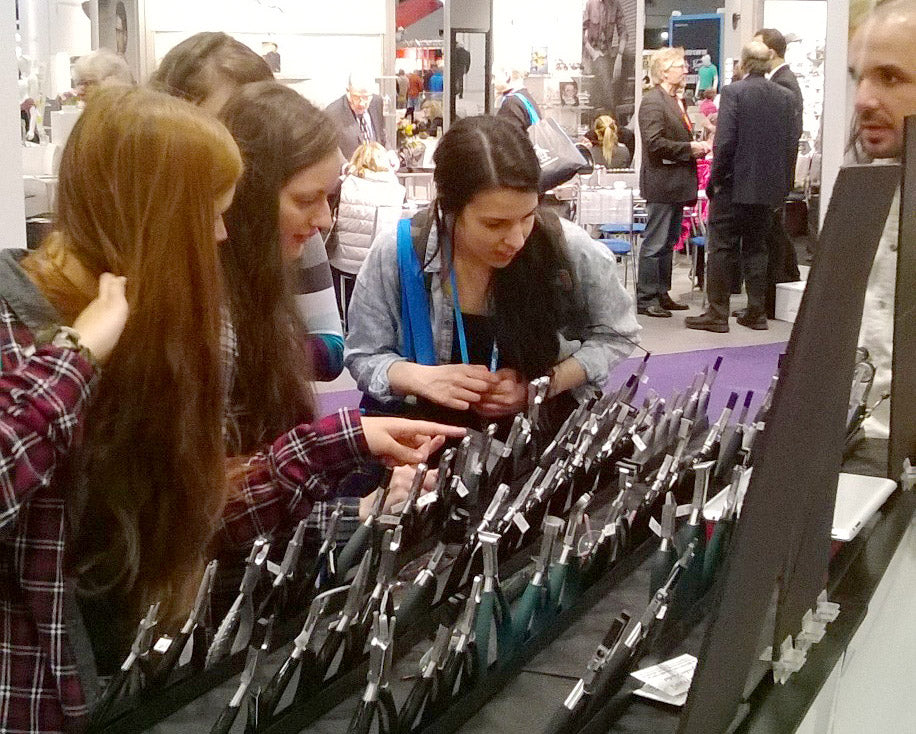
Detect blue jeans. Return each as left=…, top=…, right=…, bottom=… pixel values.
left=637, top=202, right=686, bottom=308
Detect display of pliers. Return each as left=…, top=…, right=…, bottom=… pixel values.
left=715, top=390, right=754, bottom=484
left=398, top=625, right=451, bottom=734
left=90, top=602, right=160, bottom=725
left=336, top=467, right=394, bottom=585
left=209, top=614, right=273, bottom=734
left=257, top=586, right=345, bottom=721
left=671, top=460, right=713, bottom=616
left=547, top=493, right=591, bottom=612
left=690, top=391, right=738, bottom=465
left=316, top=552, right=373, bottom=680
left=542, top=612, right=631, bottom=734
left=346, top=611, right=398, bottom=734
left=512, top=515, right=563, bottom=645
left=152, top=561, right=218, bottom=685
left=206, top=537, right=271, bottom=668
left=474, top=531, right=514, bottom=671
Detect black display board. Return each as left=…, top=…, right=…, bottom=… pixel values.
left=678, top=164, right=900, bottom=734
left=890, top=115, right=916, bottom=478
left=668, top=14, right=723, bottom=92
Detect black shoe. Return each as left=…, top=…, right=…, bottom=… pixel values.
left=737, top=313, right=768, bottom=330
left=659, top=295, right=689, bottom=311
left=637, top=304, right=673, bottom=318
left=685, top=313, right=729, bottom=332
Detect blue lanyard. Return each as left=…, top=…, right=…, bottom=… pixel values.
left=449, top=267, right=499, bottom=371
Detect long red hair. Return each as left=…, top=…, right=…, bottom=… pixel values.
left=24, top=86, right=242, bottom=625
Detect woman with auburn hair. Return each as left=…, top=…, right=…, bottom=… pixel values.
left=151, top=32, right=345, bottom=382
left=0, top=86, right=461, bottom=732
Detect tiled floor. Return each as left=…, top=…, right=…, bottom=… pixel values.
left=317, top=254, right=794, bottom=396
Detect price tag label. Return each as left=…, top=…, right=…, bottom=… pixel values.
left=153, top=636, right=173, bottom=654
left=417, top=491, right=438, bottom=509
left=456, top=479, right=470, bottom=498
left=633, top=434, right=647, bottom=452
left=512, top=514, right=531, bottom=534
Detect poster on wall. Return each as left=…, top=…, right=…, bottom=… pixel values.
left=669, top=13, right=723, bottom=95
left=581, top=0, right=638, bottom=125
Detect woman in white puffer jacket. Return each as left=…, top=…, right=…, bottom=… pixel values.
left=330, top=142, right=406, bottom=278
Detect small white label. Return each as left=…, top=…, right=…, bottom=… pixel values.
left=456, top=479, right=470, bottom=498
left=153, top=636, right=172, bottom=654
left=512, top=514, right=531, bottom=534
left=648, top=517, right=661, bottom=536
left=417, top=491, right=438, bottom=509
left=633, top=434, right=648, bottom=452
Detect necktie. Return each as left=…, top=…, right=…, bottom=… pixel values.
left=358, top=113, right=372, bottom=143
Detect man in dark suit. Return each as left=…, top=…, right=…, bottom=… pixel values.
left=686, top=41, right=800, bottom=332
left=755, top=27, right=804, bottom=314
left=324, top=71, right=388, bottom=160
left=637, top=47, right=710, bottom=317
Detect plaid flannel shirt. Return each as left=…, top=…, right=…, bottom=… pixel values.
left=0, top=292, right=370, bottom=733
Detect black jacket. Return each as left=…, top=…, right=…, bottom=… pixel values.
left=324, top=94, right=388, bottom=160
left=497, top=88, right=542, bottom=135
left=708, top=74, right=799, bottom=207
left=637, top=85, right=698, bottom=203
left=770, top=64, right=804, bottom=182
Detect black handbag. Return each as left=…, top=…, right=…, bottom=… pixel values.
left=512, top=93, right=588, bottom=193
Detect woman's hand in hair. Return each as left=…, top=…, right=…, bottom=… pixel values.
left=358, top=465, right=438, bottom=520
left=388, top=362, right=498, bottom=410
left=361, top=416, right=466, bottom=466
left=473, top=368, right=528, bottom=419
left=71, top=273, right=129, bottom=364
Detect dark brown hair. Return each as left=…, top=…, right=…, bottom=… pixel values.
left=27, top=86, right=242, bottom=625
left=218, top=81, right=339, bottom=451
left=432, top=116, right=577, bottom=380
left=149, top=31, right=272, bottom=105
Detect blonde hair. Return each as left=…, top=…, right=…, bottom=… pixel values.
left=594, top=115, right=619, bottom=165
left=348, top=141, right=390, bottom=176
left=29, top=86, right=243, bottom=627
left=649, top=47, right=686, bottom=86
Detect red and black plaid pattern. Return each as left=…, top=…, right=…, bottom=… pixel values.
left=0, top=297, right=370, bottom=732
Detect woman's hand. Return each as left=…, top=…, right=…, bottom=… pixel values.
left=358, top=465, right=438, bottom=520
left=389, top=362, right=499, bottom=410
left=473, top=368, right=529, bottom=419
left=71, top=273, right=129, bottom=364
left=361, top=416, right=466, bottom=465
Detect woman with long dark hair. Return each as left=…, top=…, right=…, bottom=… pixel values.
left=345, top=115, right=639, bottom=429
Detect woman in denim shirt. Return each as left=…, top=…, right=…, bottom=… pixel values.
left=345, top=116, right=640, bottom=430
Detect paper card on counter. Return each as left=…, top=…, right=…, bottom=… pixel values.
left=630, top=654, right=697, bottom=706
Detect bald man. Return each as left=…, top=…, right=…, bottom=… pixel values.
left=850, top=0, right=916, bottom=438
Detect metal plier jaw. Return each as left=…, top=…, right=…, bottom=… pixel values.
left=128, top=601, right=160, bottom=665
left=366, top=611, right=395, bottom=691
left=453, top=575, right=483, bottom=652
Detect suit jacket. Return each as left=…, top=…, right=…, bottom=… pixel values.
left=708, top=74, right=798, bottom=207
left=637, top=85, right=698, bottom=203
left=324, top=94, right=387, bottom=161
left=770, top=64, right=804, bottom=182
